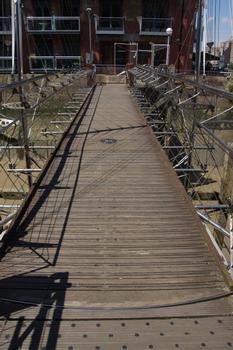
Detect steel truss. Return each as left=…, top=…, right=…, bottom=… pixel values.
left=0, top=68, right=93, bottom=240
left=128, top=65, right=233, bottom=279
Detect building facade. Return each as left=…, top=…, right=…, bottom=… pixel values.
left=0, top=0, right=197, bottom=73
left=219, top=39, right=233, bottom=68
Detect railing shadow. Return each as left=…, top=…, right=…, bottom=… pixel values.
left=0, top=272, right=70, bottom=350
left=0, top=94, right=92, bottom=267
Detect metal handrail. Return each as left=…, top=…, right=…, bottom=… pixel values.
left=27, top=16, right=80, bottom=32
left=0, top=66, right=81, bottom=93
left=156, top=69, right=233, bottom=102
left=29, top=56, right=81, bottom=72
left=0, top=83, right=95, bottom=249
left=128, top=65, right=233, bottom=279
left=95, top=16, right=125, bottom=33
left=97, top=16, right=125, bottom=19
left=139, top=17, right=173, bottom=34
left=0, top=57, right=14, bottom=71
left=131, top=66, right=233, bottom=159
left=27, top=16, right=80, bottom=20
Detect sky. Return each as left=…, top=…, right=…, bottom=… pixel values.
left=207, top=0, right=233, bottom=43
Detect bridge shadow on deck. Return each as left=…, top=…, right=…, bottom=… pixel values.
left=1, top=108, right=91, bottom=268
left=1, top=122, right=147, bottom=271
left=0, top=272, right=70, bottom=350
left=0, top=92, right=93, bottom=350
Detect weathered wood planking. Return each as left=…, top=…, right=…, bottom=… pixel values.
left=0, top=84, right=232, bottom=349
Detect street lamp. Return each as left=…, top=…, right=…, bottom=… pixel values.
left=166, top=27, right=173, bottom=66
left=86, top=7, right=93, bottom=64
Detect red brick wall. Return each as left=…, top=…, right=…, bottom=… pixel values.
left=89, top=0, right=197, bottom=70
left=169, top=0, right=197, bottom=71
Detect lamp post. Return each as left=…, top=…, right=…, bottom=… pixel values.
left=86, top=7, right=93, bottom=64
left=166, top=27, right=173, bottom=66
left=151, top=43, right=155, bottom=67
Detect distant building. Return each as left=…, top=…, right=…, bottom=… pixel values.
left=0, top=0, right=197, bottom=73
left=219, top=39, right=233, bottom=68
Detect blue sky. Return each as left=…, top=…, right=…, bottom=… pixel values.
left=207, top=0, right=233, bottom=43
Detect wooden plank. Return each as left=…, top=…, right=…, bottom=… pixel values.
left=0, top=84, right=232, bottom=349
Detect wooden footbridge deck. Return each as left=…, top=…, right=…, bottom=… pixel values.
left=0, top=84, right=232, bottom=349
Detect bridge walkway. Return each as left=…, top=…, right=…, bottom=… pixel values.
left=0, top=84, right=232, bottom=349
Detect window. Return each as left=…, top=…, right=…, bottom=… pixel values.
left=154, top=47, right=166, bottom=65
left=34, top=36, right=54, bottom=56
left=0, top=0, right=11, bottom=16
left=60, top=0, right=80, bottom=16
left=138, top=43, right=151, bottom=65
left=33, top=0, right=51, bottom=17
left=62, top=37, right=80, bottom=56
left=100, top=42, right=113, bottom=64
left=100, top=0, right=123, bottom=17
left=143, top=0, right=168, bottom=18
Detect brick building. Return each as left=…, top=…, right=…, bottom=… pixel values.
left=0, top=0, right=197, bottom=73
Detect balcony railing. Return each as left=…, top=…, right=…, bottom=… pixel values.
left=27, top=17, right=80, bottom=33
left=29, top=56, right=81, bottom=72
left=95, top=17, right=125, bottom=34
left=0, top=57, right=13, bottom=72
left=139, top=17, right=173, bottom=35
left=0, top=17, right=11, bottom=34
